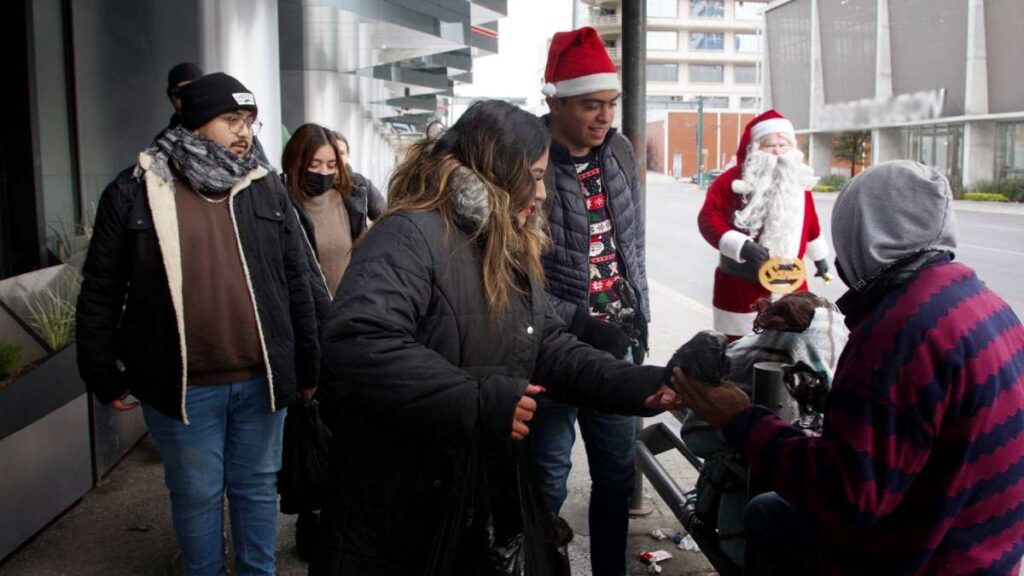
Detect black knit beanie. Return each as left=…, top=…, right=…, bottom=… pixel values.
left=166, top=62, right=203, bottom=97
left=178, top=72, right=258, bottom=130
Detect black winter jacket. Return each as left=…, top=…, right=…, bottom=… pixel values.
left=76, top=155, right=320, bottom=422
left=311, top=185, right=664, bottom=575
left=350, top=170, right=386, bottom=227
left=541, top=121, right=650, bottom=338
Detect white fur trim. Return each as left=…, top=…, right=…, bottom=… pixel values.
left=732, top=180, right=752, bottom=194
left=550, top=73, right=620, bottom=98
left=225, top=166, right=278, bottom=411
left=750, top=118, right=795, bottom=143
left=713, top=307, right=757, bottom=338
left=719, top=230, right=752, bottom=263
left=805, top=235, right=830, bottom=262
left=541, top=82, right=558, bottom=96
left=140, top=151, right=190, bottom=424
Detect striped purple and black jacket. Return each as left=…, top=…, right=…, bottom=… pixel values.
left=725, top=258, right=1024, bottom=575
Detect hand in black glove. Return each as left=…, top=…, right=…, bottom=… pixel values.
left=580, top=316, right=632, bottom=359
left=813, top=259, right=830, bottom=278
left=740, top=241, right=770, bottom=266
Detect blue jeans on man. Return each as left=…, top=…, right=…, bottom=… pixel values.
left=142, top=375, right=286, bottom=576
left=529, top=352, right=637, bottom=576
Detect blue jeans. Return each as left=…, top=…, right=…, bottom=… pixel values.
left=529, top=353, right=637, bottom=576
left=744, top=492, right=816, bottom=575
left=142, top=376, right=286, bottom=576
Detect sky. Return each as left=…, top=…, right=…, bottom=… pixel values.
left=454, top=0, right=579, bottom=113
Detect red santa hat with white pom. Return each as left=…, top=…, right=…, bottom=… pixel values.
left=731, top=109, right=798, bottom=194
left=541, top=27, right=620, bottom=98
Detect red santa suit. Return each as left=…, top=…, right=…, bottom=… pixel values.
left=697, top=110, right=830, bottom=337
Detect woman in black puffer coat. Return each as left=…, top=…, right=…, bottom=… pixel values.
left=310, top=101, right=679, bottom=576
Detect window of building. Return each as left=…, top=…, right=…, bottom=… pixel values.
left=648, top=0, right=678, bottom=18
left=734, top=33, right=760, bottom=53
left=647, top=31, right=678, bottom=51
left=901, top=124, right=964, bottom=186
left=734, top=65, right=757, bottom=84
left=649, top=95, right=695, bottom=110
left=702, top=96, right=730, bottom=108
left=647, top=64, right=679, bottom=82
left=689, top=32, right=724, bottom=51
left=734, top=2, right=763, bottom=20
left=690, top=0, right=724, bottom=19
left=996, top=122, right=1024, bottom=180
left=689, top=63, right=723, bottom=83
left=740, top=96, right=760, bottom=109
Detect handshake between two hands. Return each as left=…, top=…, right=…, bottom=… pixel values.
left=509, top=371, right=752, bottom=442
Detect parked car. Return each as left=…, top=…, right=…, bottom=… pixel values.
left=690, top=170, right=723, bottom=185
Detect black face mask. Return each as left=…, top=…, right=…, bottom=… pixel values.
left=305, top=171, right=335, bottom=196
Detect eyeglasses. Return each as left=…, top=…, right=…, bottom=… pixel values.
left=759, top=142, right=791, bottom=152
left=223, top=113, right=262, bottom=136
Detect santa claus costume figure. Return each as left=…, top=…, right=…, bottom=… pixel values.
left=698, top=110, right=831, bottom=339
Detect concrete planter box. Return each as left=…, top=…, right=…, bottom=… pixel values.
left=90, top=391, right=148, bottom=481
left=0, top=343, right=92, bottom=561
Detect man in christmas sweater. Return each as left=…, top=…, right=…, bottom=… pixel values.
left=698, top=110, right=831, bottom=338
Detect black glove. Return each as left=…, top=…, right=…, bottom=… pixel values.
left=740, top=241, right=770, bottom=266
left=813, top=259, right=830, bottom=278
left=579, top=316, right=632, bottom=360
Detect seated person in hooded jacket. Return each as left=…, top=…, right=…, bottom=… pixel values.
left=674, top=160, right=1024, bottom=576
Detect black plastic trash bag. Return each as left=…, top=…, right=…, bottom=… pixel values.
left=278, top=398, right=332, bottom=515
left=666, top=330, right=731, bottom=386
left=486, top=443, right=571, bottom=576
left=426, top=441, right=571, bottom=576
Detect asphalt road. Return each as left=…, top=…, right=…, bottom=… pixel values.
left=643, top=174, right=1024, bottom=322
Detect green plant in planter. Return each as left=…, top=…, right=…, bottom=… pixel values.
left=0, top=340, right=22, bottom=382
left=23, top=268, right=81, bottom=352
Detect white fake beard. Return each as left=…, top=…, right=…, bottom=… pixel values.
left=733, top=147, right=816, bottom=257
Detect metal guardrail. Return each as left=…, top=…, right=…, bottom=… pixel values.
left=636, top=414, right=743, bottom=576
left=635, top=363, right=794, bottom=576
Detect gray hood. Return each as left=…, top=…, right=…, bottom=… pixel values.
left=831, top=160, right=957, bottom=289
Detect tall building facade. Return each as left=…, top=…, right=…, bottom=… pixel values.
left=763, top=0, right=1024, bottom=187
left=587, top=0, right=769, bottom=112
left=580, top=1, right=769, bottom=178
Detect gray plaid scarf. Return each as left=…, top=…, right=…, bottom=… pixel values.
left=137, top=125, right=261, bottom=195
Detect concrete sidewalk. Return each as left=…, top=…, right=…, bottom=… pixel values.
left=0, top=269, right=715, bottom=576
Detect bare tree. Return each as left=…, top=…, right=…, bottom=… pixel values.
left=832, top=131, right=871, bottom=178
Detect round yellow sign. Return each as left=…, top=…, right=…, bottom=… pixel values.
left=758, top=257, right=806, bottom=293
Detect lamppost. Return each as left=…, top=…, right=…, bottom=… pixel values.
left=696, top=95, right=705, bottom=186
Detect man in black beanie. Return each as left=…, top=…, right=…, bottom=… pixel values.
left=77, top=71, right=318, bottom=575
left=165, top=62, right=203, bottom=129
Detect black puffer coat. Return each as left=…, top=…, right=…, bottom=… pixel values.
left=350, top=170, right=386, bottom=228
left=76, top=154, right=320, bottom=422
left=540, top=120, right=649, bottom=338
left=310, top=171, right=664, bottom=575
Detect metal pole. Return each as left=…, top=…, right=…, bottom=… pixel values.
left=696, top=96, right=705, bottom=186
left=621, top=0, right=649, bottom=515
left=621, top=0, right=646, bottom=215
